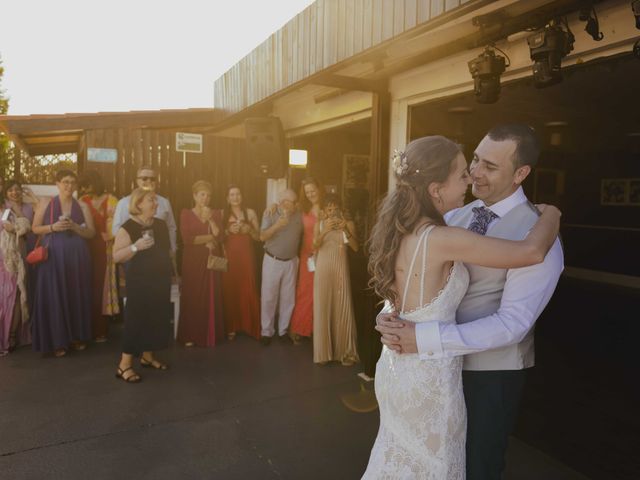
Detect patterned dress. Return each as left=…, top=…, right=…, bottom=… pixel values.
left=363, top=226, right=469, bottom=479
left=80, top=194, right=119, bottom=339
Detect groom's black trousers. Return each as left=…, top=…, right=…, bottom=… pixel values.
left=463, top=369, right=527, bottom=480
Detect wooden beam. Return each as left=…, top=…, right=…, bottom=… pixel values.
left=368, top=88, right=391, bottom=239
left=311, top=74, right=387, bottom=92
left=27, top=143, right=80, bottom=156
left=0, top=109, right=223, bottom=135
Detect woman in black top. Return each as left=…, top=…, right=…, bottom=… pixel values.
left=113, top=188, right=172, bottom=383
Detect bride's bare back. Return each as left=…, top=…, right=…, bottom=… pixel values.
left=394, top=221, right=452, bottom=313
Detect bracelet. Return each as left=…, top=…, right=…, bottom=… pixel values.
left=50, top=224, right=54, bottom=233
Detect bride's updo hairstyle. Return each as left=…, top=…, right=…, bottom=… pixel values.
left=367, top=135, right=462, bottom=307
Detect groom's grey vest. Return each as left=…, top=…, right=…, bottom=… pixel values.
left=448, top=200, right=539, bottom=371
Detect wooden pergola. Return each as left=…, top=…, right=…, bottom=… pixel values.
left=0, top=108, right=265, bottom=215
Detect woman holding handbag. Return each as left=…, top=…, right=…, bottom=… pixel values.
left=31, top=170, right=95, bottom=357
left=177, top=180, right=225, bottom=348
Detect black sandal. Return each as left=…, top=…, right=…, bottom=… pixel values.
left=115, top=366, right=141, bottom=383
left=140, top=358, right=169, bottom=370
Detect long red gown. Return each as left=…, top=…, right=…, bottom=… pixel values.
left=80, top=194, right=119, bottom=339
left=222, top=215, right=260, bottom=339
left=289, top=211, right=317, bottom=337
left=177, top=209, right=225, bottom=347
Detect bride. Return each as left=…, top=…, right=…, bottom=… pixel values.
left=362, top=136, right=560, bottom=479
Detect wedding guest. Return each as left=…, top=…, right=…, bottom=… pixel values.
left=112, top=165, right=177, bottom=253
left=31, top=170, right=95, bottom=357
left=289, top=177, right=324, bottom=345
left=0, top=180, right=36, bottom=355
left=79, top=170, right=119, bottom=342
left=177, top=180, right=225, bottom=347
left=113, top=188, right=172, bottom=383
left=259, top=189, right=303, bottom=345
left=312, top=194, right=359, bottom=365
left=222, top=184, right=260, bottom=340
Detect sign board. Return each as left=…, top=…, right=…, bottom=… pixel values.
left=87, top=147, right=118, bottom=163
left=176, top=132, right=203, bottom=153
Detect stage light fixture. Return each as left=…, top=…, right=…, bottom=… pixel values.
left=467, top=46, right=508, bottom=104
left=579, top=5, right=604, bottom=41
left=527, top=20, right=575, bottom=88
left=632, top=0, right=640, bottom=29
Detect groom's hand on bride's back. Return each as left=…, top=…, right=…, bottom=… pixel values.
left=375, top=312, right=418, bottom=354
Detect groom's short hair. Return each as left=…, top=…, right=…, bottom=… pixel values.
left=487, top=124, right=540, bottom=169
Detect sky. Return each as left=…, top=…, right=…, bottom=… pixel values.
left=0, top=0, right=315, bottom=115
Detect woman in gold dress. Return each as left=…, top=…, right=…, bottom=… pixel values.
left=312, top=194, right=359, bottom=365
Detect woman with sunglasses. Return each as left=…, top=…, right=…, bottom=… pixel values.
left=111, top=166, right=177, bottom=255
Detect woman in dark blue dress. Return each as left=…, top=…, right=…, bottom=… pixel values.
left=113, top=188, right=172, bottom=383
left=31, top=170, right=95, bottom=357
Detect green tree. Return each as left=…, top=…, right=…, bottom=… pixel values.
left=0, top=54, right=10, bottom=178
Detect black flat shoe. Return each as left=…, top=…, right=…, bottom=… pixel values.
left=140, top=358, right=169, bottom=370
left=115, top=367, right=141, bottom=383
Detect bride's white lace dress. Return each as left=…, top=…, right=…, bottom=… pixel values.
left=363, top=226, right=469, bottom=479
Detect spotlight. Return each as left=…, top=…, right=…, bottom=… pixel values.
left=467, top=46, right=508, bottom=104
left=527, top=20, right=575, bottom=88
left=633, top=1, right=640, bottom=29
left=579, top=5, right=603, bottom=41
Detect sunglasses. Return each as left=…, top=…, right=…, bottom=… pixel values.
left=138, top=176, right=157, bottom=182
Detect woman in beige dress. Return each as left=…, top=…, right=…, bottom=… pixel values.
left=312, top=193, right=359, bottom=365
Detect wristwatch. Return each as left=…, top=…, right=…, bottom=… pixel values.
left=130, top=244, right=138, bottom=253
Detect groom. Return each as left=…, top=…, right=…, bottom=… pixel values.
left=377, top=124, right=564, bottom=480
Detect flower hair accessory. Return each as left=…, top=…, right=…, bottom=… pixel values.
left=392, top=149, right=409, bottom=177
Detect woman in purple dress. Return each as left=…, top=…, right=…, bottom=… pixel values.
left=31, top=170, right=95, bottom=357
left=0, top=180, right=37, bottom=355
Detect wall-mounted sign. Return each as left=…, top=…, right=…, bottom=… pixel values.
left=176, top=132, right=203, bottom=153
left=87, top=147, right=118, bottom=163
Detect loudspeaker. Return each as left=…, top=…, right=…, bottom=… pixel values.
left=244, top=117, right=287, bottom=178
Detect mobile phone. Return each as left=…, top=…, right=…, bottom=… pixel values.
left=1, top=209, right=11, bottom=222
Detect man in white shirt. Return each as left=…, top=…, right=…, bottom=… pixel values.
left=112, top=165, right=177, bottom=253
left=377, top=124, right=564, bottom=480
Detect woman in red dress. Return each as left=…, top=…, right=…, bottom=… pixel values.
left=289, top=177, right=324, bottom=344
left=221, top=185, right=261, bottom=340
left=79, top=170, right=120, bottom=343
left=177, top=180, right=225, bottom=347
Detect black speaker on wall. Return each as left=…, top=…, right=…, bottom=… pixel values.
left=244, top=117, right=287, bottom=178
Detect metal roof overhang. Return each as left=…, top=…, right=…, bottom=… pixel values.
left=0, top=108, right=223, bottom=156
left=208, top=0, right=593, bottom=136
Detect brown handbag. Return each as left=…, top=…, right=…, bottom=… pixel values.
left=207, top=253, right=228, bottom=272
left=206, top=218, right=227, bottom=272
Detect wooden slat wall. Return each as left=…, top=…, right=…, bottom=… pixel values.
left=213, top=0, right=464, bottom=114
left=83, top=130, right=266, bottom=230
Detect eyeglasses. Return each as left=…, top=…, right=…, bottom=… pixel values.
left=138, top=176, right=156, bottom=182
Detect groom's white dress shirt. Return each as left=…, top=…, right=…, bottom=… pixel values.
left=415, top=187, right=564, bottom=369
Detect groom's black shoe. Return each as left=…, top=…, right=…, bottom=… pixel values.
left=260, top=336, right=272, bottom=346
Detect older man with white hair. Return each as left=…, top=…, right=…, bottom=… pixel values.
left=259, top=189, right=303, bottom=345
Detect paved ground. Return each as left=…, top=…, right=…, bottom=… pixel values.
left=1, top=326, right=589, bottom=480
